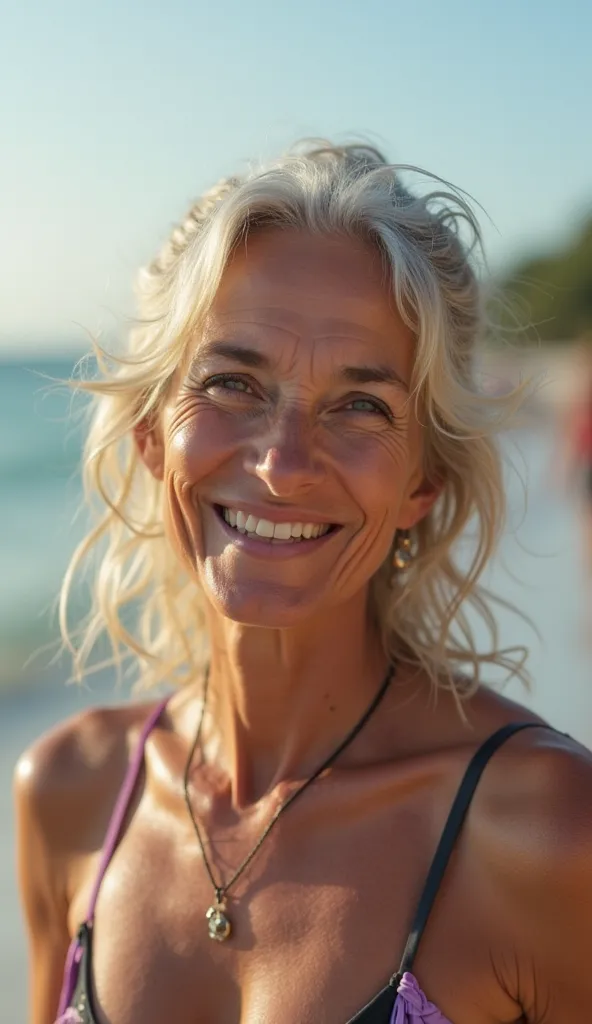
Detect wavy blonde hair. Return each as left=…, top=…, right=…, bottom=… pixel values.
left=60, top=140, right=529, bottom=696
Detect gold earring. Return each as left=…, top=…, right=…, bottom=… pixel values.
left=393, top=529, right=414, bottom=570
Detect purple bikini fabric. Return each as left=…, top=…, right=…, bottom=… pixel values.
left=56, top=974, right=451, bottom=1024
left=54, top=696, right=452, bottom=1024
left=56, top=1011, right=84, bottom=1023
left=55, top=697, right=170, bottom=1019
left=55, top=974, right=451, bottom=1024
left=390, top=973, right=451, bottom=1022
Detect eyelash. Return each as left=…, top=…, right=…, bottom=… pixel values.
left=201, top=373, right=394, bottom=421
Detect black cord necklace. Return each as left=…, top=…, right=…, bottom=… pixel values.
left=183, top=661, right=396, bottom=942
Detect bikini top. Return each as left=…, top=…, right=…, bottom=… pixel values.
left=54, top=699, right=556, bottom=1024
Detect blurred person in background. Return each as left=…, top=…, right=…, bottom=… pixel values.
left=556, top=341, right=592, bottom=591
left=13, top=143, right=592, bottom=1024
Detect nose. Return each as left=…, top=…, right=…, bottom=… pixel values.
left=245, top=407, right=324, bottom=498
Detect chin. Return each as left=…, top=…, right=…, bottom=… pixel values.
left=203, top=574, right=324, bottom=629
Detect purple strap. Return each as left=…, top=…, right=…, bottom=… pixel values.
left=55, top=696, right=170, bottom=1018
left=84, top=697, right=170, bottom=922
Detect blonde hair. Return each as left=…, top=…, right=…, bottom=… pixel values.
left=60, top=140, right=529, bottom=696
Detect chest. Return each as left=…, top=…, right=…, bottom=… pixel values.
left=68, top=774, right=509, bottom=1023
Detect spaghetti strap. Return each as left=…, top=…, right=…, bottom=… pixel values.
left=56, top=696, right=170, bottom=1018
left=85, top=695, right=171, bottom=922
left=395, top=721, right=557, bottom=981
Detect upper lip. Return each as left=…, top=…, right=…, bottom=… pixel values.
left=211, top=501, right=340, bottom=526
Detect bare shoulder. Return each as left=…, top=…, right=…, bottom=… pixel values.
left=473, top=703, right=592, bottom=1014
left=13, top=698, right=162, bottom=863
left=484, top=718, right=592, bottom=856
left=491, top=729, right=589, bottom=880
left=460, top=683, right=592, bottom=854
left=13, top=697, right=168, bottom=1022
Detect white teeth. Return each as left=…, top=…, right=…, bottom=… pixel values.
left=220, top=507, right=333, bottom=543
left=255, top=518, right=275, bottom=538
left=223, top=507, right=239, bottom=528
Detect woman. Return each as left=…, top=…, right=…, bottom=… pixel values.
left=557, top=341, right=592, bottom=591
left=15, top=142, right=592, bottom=1024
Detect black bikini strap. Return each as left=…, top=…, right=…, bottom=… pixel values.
left=393, top=721, right=557, bottom=982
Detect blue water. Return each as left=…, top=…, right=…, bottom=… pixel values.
left=0, top=357, right=87, bottom=674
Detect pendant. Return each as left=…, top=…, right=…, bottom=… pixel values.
left=206, top=901, right=232, bottom=942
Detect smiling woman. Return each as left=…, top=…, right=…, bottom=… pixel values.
left=14, top=141, right=592, bottom=1024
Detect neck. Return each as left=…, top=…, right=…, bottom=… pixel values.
left=199, top=591, right=390, bottom=806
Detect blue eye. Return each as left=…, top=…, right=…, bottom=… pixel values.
left=205, top=374, right=255, bottom=394
left=221, top=378, right=252, bottom=392
left=348, top=398, right=379, bottom=412
left=344, top=396, right=391, bottom=418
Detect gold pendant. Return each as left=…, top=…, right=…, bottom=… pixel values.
left=206, top=901, right=232, bottom=942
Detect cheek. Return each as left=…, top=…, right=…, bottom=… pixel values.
left=161, top=469, right=200, bottom=573
left=163, top=399, right=237, bottom=481
left=158, top=401, right=230, bottom=563
left=335, top=428, right=411, bottom=515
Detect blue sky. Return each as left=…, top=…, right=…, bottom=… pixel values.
left=2, top=0, right=591, bottom=355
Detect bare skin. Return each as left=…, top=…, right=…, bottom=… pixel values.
left=15, top=230, right=592, bottom=1023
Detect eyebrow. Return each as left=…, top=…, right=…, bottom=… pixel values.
left=340, top=365, right=409, bottom=391
left=203, top=342, right=268, bottom=368
left=199, top=341, right=409, bottom=392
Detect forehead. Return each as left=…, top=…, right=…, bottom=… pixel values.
left=198, top=229, right=415, bottom=374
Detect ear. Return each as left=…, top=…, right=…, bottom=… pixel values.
left=397, top=473, right=443, bottom=531
left=134, top=418, right=165, bottom=481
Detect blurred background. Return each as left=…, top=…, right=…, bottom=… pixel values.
left=1, top=0, right=592, bottom=1015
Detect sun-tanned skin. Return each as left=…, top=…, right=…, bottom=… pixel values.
left=15, top=231, right=592, bottom=1024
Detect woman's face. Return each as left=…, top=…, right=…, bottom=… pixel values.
left=142, top=229, right=438, bottom=627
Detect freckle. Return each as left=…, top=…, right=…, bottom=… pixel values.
left=329, top=704, right=336, bottom=712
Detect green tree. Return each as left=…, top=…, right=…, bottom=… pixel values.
left=497, top=215, right=592, bottom=344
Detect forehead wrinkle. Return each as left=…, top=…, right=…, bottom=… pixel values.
left=194, top=313, right=302, bottom=374
left=199, top=307, right=411, bottom=386
left=202, top=314, right=400, bottom=363
left=210, top=303, right=396, bottom=342
left=194, top=334, right=410, bottom=391
left=204, top=311, right=304, bottom=343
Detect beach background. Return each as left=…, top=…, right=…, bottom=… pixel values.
left=2, top=0, right=592, bottom=1019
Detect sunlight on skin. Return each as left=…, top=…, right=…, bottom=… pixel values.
left=139, top=230, right=438, bottom=630
left=133, top=228, right=441, bottom=800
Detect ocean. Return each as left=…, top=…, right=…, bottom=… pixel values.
left=0, top=354, right=590, bottom=1017
left=0, top=356, right=88, bottom=684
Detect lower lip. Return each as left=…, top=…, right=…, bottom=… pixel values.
left=212, top=508, right=340, bottom=560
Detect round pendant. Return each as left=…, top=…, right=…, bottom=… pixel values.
left=206, top=903, right=232, bottom=942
